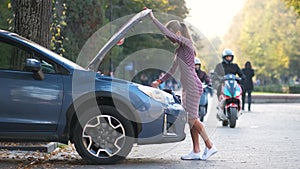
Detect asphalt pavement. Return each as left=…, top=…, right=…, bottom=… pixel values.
left=1, top=95, right=300, bottom=169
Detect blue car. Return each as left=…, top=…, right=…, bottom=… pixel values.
left=0, top=9, right=186, bottom=164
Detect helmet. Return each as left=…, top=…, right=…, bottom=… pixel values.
left=194, top=57, right=201, bottom=65
left=222, top=49, right=234, bottom=64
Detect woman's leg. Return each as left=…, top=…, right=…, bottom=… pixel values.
left=242, top=91, right=246, bottom=110
left=188, top=118, right=217, bottom=160
left=189, top=120, right=200, bottom=153
left=181, top=86, right=217, bottom=160
left=189, top=118, right=213, bottom=150
left=180, top=118, right=203, bottom=160
left=247, top=91, right=252, bottom=111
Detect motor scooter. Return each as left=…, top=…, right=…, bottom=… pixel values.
left=198, top=83, right=212, bottom=122
left=216, top=74, right=242, bottom=128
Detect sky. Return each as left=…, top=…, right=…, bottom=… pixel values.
left=185, top=0, right=246, bottom=38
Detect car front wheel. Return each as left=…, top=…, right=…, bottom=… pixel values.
left=73, top=105, right=134, bottom=164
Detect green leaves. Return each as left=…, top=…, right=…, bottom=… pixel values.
left=60, top=0, right=189, bottom=71
left=224, top=0, right=300, bottom=84
left=282, top=0, right=300, bottom=16
left=51, top=1, right=67, bottom=56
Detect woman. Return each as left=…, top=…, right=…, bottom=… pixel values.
left=149, top=11, right=217, bottom=160
left=242, top=61, right=255, bottom=111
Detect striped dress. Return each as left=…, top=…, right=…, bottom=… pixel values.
left=151, top=17, right=203, bottom=119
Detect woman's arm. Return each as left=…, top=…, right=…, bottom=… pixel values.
left=151, top=57, right=178, bottom=88
left=159, top=56, right=179, bottom=83
left=151, top=56, right=179, bottom=88
left=149, top=12, right=190, bottom=46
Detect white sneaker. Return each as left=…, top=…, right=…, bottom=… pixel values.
left=201, top=145, right=218, bottom=160
left=181, top=151, right=201, bottom=160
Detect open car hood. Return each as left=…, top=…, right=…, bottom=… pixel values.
left=87, top=8, right=152, bottom=72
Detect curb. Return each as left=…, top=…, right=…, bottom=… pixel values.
left=250, top=94, right=300, bottom=103
left=174, top=90, right=300, bottom=103
left=0, top=142, right=57, bottom=153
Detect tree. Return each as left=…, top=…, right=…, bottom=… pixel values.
left=282, top=0, right=300, bottom=16
left=223, top=0, right=300, bottom=84
left=0, top=0, right=13, bottom=30
left=59, top=0, right=189, bottom=73
left=104, top=0, right=189, bottom=76
left=9, top=0, right=52, bottom=70
left=11, top=0, right=52, bottom=49
left=58, top=0, right=108, bottom=61
left=50, top=1, right=67, bottom=56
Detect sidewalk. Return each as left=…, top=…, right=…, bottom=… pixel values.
left=174, top=89, right=300, bottom=103
left=251, top=93, right=300, bottom=103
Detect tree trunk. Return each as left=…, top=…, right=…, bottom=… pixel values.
left=11, top=0, right=52, bottom=49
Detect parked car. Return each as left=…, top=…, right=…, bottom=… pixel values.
left=0, top=9, right=186, bottom=164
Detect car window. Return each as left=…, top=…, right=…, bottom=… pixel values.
left=0, top=41, right=30, bottom=71
left=0, top=41, right=57, bottom=74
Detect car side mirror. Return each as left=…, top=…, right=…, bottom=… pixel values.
left=25, top=58, right=44, bottom=80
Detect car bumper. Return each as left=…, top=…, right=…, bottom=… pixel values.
left=136, top=103, right=187, bottom=145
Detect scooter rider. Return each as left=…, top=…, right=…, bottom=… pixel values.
left=213, top=49, right=245, bottom=99
left=195, top=57, right=211, bottom=86
left=195, top=57, right=212, bottom=122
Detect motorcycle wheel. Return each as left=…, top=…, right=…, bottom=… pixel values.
left=229, top=107, right=237, bottom=128
left=222, top=120, right=228, bottom=126
left=199, top=106, right=206, bottom=122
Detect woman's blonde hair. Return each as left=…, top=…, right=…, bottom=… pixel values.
left=165, top=20, right=192, bottom=40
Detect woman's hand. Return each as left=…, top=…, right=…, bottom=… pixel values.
left=151, top=79, right=161, bottom=88
left=149, top=11, right=155, bottom=19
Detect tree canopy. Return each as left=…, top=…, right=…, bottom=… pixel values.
left=223, top=0, right=300, bottom=85
left=0, top=0, right=189, bottom=75
left=282, top=0, right=300, bottom=16
left=58, top=0, right=188, bottom=63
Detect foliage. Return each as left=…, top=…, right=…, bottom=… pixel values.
left=282, top=0, right=300, bottom=16
left=254, top=84, right=286, bottom=93
left=58, top=0, right=189, bottom=70
left=50, top=0, right=67, bottom=56
left=11, top=0, right=52, bottom=48
left=0, top=0, right=66, bottom=55
left=254, top=84, right=300, bottom=94
left=57, top=0, right=108, bottom=62
left=223, top=0, right=300, bottom=85
left=0, top=2, right=20, bottom=68
left=107, top=0, right=189, bottom=76
left=0, top=0, right=13, bottom=30
left=198, top=36, right=222, bottom=72
left=0, top=0, right=190, bottom=80
left=289, top=85, right=300, bottom=93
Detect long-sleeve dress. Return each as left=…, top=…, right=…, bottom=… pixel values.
left=151, top=17, right=202, bottom=119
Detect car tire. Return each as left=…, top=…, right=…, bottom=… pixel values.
left=73, top=105, right=134, bottom=164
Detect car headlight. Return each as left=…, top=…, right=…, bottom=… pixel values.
left=137, top=85, right=175, bottom=104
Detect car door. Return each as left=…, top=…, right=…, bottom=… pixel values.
left=0, top=39, right=64, bottom=132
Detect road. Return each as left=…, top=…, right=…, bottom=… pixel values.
left=1, top=99, right=300, bottom=169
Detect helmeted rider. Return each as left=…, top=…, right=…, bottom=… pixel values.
left=195, top=57, right=211, bottom=86
left=213, top=49, right=245, bottom=98
left=195, top=57, right=212, bottom=121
